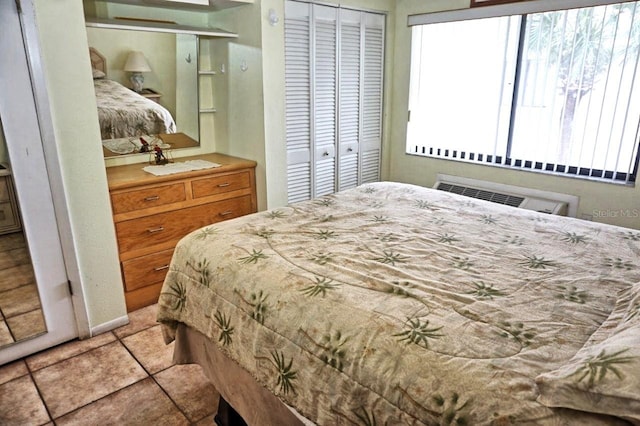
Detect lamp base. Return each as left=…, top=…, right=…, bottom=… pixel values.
left=130, top=72, right=144, bottom=93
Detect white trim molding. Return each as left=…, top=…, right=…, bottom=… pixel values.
left=408, top=0, right=638, bottom=25
left=90, top=315, right=131, bottom=337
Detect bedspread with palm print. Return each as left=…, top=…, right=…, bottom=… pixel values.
left=157, top=182, right=640, bottom=425
left=94, top=79, right=176, bottom=140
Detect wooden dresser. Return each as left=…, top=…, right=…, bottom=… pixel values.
left=106, top=153, right=257, bottom=312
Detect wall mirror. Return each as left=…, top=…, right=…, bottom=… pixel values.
left=86, top=26, right=200, bottom=158
left=0, top=117, right=48, bottom=349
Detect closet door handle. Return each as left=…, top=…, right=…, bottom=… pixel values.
left=347, top=147, right=353, bottom=152
left=147, top=226, right=165, bottom=234
left=144, top=195, right=160, bottom=202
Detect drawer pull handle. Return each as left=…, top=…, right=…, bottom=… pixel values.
left=144, top=196, right=160, bottom=202
left=153, top=264, right=170, bottom=272
left=147, top=226, right=165, bottom=234
left=219, top=210, right=233, bottom=216
left=217, top=183, right=231, bottom=188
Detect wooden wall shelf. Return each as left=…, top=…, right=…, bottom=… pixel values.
left=85, top=17, right=238, bottom=38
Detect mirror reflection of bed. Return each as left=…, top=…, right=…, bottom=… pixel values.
left=88, top=32, right=200, bottom=158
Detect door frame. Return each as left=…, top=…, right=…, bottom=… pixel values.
left=0, top=0, right=88, bottom=364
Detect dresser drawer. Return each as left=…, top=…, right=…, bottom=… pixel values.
left=116, top=195, right=253, bottom=254
left=111, top=183, right=186, bottom=215
left=122, top=248, right=175, bottom=292
left=0, top=201, right=19, bottom=229
left=191, top=171, right=251, bottom=199
left=0, top=176, right=9, bottom=202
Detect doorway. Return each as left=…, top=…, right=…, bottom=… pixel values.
left=0, top=0, right=78, bottom=364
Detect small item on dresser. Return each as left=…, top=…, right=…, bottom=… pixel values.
left=142, top=160, right=221, bottom=176
left=139, top=137, right=150, bottom=153
left=103, top=135, right=161, bottom=155
left=153, top=146, right=169, bottom=165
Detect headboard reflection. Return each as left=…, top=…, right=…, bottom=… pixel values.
left=88, top=42, right=199, bottom=156
left=89, top=47, right=107, bottom=75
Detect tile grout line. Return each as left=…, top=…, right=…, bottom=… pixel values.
left=0, top=305, right=19, bottom=343
left=23, top=355, right=56, bottom=426
left=115, top=321, right=198, bottom=423
left=116, top=313, right=216, bottom=424
left=33, top=323, right=158, bottom=423
left=26, top=332, right=118, bottom=373
left=149, top=364, right=197, bottom=424
left=48, top=376, right=151, bottom=424
left=3, top=306, right=43, bottom=319
left=22, top=330, right=139, bottom=424
left=29, top=336, right=125, bottom=424
left=0, top=360, right=53, bottom=426
left=2, top=308, right=213, bottom=425
left=3, top=307, right=46, bottom=343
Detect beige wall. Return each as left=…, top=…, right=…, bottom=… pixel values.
left=388, top=0, right=640, bottom=230
left=208, top=2, right=269, bottom=211
left=34, top=0, right=126, bottom=331
left=260, top=0, right=287, bottom=209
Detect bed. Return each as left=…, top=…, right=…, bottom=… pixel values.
left=157, top=181, right=640, bottom=425
left=89, top=47, right=176, bottom=140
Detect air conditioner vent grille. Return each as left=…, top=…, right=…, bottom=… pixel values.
left=436, top=183, right=525, bottom=207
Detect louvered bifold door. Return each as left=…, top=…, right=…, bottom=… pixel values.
left=285, top=1, right=312, bottom=204
left=285, top=1, right=385, bottom=202
left=313, top=5, right=338, bottom=198
left=337, top=10, right=361, bottom=191
left=360, top=13, right=384, bottom=184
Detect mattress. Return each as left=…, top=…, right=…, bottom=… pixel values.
left=94, top=78, right=176, bottom=140
left=157, top=181, right=640, bottom=425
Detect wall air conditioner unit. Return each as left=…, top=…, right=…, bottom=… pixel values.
left=433, top=174, right=579, bottom=217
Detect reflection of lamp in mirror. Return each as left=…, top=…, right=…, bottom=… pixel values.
left=124, top=51, right=151, bottom=93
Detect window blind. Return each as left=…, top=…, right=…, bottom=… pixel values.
left=407, top=2, right=640, bottom=184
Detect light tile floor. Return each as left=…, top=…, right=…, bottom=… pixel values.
left=0, top=232, right=46, bottom=347
left=0, top=304, right=219, bottom=425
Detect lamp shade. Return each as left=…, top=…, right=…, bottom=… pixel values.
left=124, top=51, right=151, bottom=73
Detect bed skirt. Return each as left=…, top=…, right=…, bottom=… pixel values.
left=172, top=323, right=313, bottom=426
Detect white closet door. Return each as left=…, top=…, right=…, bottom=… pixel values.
left=360, top=13, right=385, bottom=184
left=337, top=10, right=361, bottom=191
left=312, top=5, right=338, bottom=198
left=285, top=1, right=385, bottom=202
left=285, top=1, right=312, bottom=204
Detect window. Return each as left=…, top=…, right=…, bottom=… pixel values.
left=407, top=1, right=640, bottom=183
